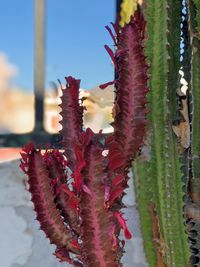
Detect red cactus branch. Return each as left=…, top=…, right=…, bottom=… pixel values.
left=104, top=10, right=148, bottom=171
left=79, top=137, right=123, bottom=267
left=44, top=150, right=80, bottom=235
left=59, top=76, right=84, bottom=171
left=20, top=144, right=81, bottom=263
left=112, top=11, right=148, bottom=168
left=20, top=8, right=148, bottom=267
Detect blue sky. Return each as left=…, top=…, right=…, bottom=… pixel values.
left=0, top=0, right=115, bottom=91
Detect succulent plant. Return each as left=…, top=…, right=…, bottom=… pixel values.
left=20, top=8, right=148, bottom=267
left=20, top=1, right=200, bottom=265
left=132, top=0, right=200, bottom=266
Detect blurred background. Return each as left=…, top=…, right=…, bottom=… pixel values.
left=0, top=0, right=116, bottom=161
left=0, top=0, right=115, bottom=136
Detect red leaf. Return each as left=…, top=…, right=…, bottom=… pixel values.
left=109, top=187, right=124, bottom=206
left=20, top=152, right=28, bottom=162
left=109, top=153, right=125, bottom=170
left=54, top=247, right=83, bottom=266
left=81, top=128, right=95, bottom=146
left=71, top=239, right=81, bottom=250
left=104, top=45, right=118, bottom=70
left=99, top=80, right=115, bottom=90
left=105, top=25, right=117, bottom=45
left=22, top=142, right=35, bottom=154
left=112, top=175, right=124, bottom=187
left=114, top=212, right=132, bottom=239
left=72, top=169, right=82, bottom=192
left=19, top=162, right=27, bottom=173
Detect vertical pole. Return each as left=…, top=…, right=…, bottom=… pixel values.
left=34, top=0, right=46, bottom=132
left=116, top=0, right=122, bottom=20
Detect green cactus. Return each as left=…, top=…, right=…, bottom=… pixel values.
left=185, top=1, right=200, bottom=265
left=132, top=1, right=190, bottom=266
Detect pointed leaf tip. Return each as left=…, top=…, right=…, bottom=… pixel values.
left=22, top=142, right=35, bottom=154
left=104, top=45, right=118, bottom=70
left=105, top=25, right=117, bottom=45
left=114, top=212, right=132, bottom=239
left=99, top=80, right=115, bottom=90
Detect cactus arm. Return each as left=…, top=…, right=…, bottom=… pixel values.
left=20, top=145, right=80, bottom=262
left=59, top=76, right=84, bottom=171
left=133, top=1, right=190, bottom=266
left=108, top=9, right=148, bottom=172
left=43, top=150, right=80, bottom=235
left=79, top=137, right=123, bottom=267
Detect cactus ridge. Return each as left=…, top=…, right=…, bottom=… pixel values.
left=59, top=76, right=84, bottom=172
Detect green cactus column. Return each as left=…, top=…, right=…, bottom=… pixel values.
left=133, top=1, right=190, bottom=266
left=186, top=0, right=200, bottom=265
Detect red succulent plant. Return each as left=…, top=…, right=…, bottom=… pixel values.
left=20, top=8, right=148, bottom=267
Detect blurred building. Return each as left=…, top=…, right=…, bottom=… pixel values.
left=83, top=85, right=114, bottom=133
left=44, top=84, right=115, bottom=134
left=0, top=53, right=115, bottom=135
